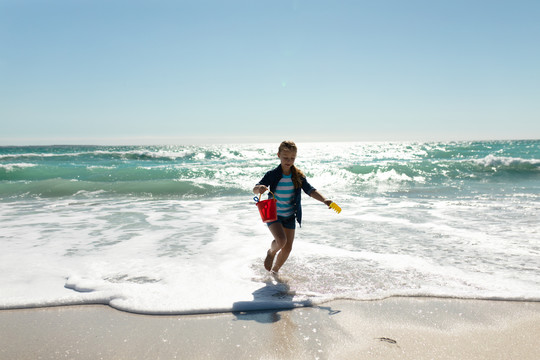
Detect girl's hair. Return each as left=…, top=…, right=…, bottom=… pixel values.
left=278, top=140, right=305, bottom=189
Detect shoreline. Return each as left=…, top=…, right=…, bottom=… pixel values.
left=1, top=297, right=539, bottom=360
left=2, top=294, right=540, bottom=316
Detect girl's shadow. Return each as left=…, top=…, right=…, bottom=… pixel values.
left=232, top=274, right=312, bottom=323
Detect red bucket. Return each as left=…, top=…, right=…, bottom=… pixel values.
left=256, top=193, right=277, bottom=223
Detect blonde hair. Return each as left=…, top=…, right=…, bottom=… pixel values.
left=278, top=141, right=305, bottom=189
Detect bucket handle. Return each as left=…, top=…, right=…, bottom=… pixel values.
left=254, top=190, right=275, bottom=203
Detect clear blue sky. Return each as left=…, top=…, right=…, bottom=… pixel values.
left=1, top=0, right=539, bottom=145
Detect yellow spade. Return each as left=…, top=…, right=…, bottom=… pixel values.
left=329, top=202, right=342, bottom=214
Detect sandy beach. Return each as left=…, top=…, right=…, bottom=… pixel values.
left=1, top=297, right=539, bottom=360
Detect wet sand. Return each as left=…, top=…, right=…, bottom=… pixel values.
left=1, top=297, right=539, bottom=360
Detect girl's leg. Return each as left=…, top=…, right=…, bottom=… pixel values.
left=271, top=227, right=295, bottom=273
left=265, top=223, right=287, bottom=271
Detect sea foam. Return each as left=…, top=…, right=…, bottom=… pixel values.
left=1, top=141, right=539, bottom=314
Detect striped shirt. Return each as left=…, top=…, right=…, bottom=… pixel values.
left=273, top=174, right=295, bottom=217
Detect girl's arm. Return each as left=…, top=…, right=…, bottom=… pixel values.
left=310, top=190, right=333, bottom=207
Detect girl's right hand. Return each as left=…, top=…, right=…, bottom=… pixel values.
left=255, top=185, right=268, bottom=194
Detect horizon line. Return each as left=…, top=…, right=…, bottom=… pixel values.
left=1, top=135, right=539, bottom=147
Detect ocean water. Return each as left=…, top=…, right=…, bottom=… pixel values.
left=1, top=140, right=539, bottom=314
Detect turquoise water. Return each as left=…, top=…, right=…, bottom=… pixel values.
left=1, top=140, right=539, bottom=198
left=1, top=141, right=539, bottom=314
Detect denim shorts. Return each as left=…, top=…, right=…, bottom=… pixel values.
left=267, top=215, right=296, bottom=230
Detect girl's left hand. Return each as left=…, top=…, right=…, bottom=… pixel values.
left=324, top=199, right=333, bottom=207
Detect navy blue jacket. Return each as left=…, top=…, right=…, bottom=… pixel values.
left=256, top=165, right=316, bottom=226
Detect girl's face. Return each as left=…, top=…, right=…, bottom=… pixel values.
left=278, top=149, right=296, bottom=171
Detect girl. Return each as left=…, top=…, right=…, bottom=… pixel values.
left=253, top=141, right=333, bottom=273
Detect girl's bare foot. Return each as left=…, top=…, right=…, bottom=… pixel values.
left=264, top=250, right=275, bottom=271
